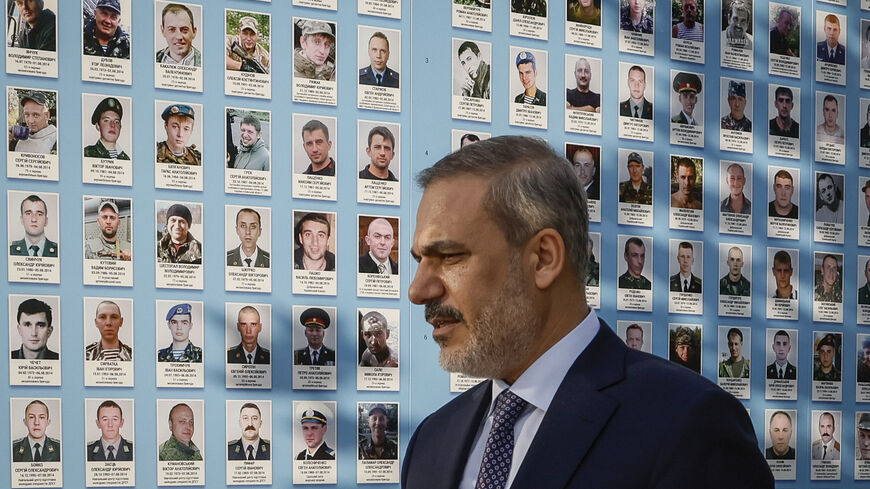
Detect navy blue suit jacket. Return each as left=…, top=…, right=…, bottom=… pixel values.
left=817, top=41, right=845, bottom=64
left=402, top=320, right=774, bottom=488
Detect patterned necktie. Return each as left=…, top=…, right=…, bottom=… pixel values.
left=378, top=263, right=387, bottom=274
left=247, top=445, right=254, bottom=460
left=376, top=73, right=383, bottom=85
left=107, top=445, right=115, bottom=461
left=33, top=443, right=41, bottom=461
left=474, top=390, right=528, bottom=489
left=30, top=245, right=39, bottom=256
left=245, top=258, right=252, bottom=267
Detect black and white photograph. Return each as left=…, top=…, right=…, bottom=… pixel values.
left=452, top=38, right=492, bottom=122
left=813, top=171, right=844, bottom=244
left=720, top=0, right=753, bottom=71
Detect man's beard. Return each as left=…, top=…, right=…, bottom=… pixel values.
left=429, top=262, right=535, bottom=379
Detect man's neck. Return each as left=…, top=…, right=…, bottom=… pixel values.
left=102, top=436, right=120, bottom=445
left=374, top=348, right=391, bottom=362
left=171, top=340, right=189, bottom=351
left=827, top=40, right=838, bottom=49
left=824, top=123, right=838, bottom=133
left=730, top=192, right=744, bottom=203
left=773, top=446, right=789, bottom=456
left=821, top=365, right=833, bottom=373
left=101, top=339, right=120, bottom=350
left=371, top=434, right=386, bottom=447
left=576, top=86, right=589, bottom=94
left=310, top=159, right=328, bottom=172
left=102, top=233, right=117, bottom=244
left=241, top=244, right=256, bottom=257
left=20, top=347, right=44, bottom=359
left=630, top=11, right=642, bottom=24
left=306, top=442, right=323, bottom=454
left=167, top=143, right=185, bottom=155
left=242, top=342, right=257, bottom=354
left=28, top=435, right=45, bottom=443
left=823, top=283, right=834, bottom=293
left=630, top=97, right=644, bottom=106
left=776, top=285, right=793, bottom=297
left=776, top=116, right=792, bottom=128
left=774, top=202, right=793, bottom=215
left=25, top=234, right=44, bottom=245
left=525, top=86, right=537, bottom=97
left=309, top=344, right=322, bottom=352
left=169, top=50, right=191, bottom=63
left=630, top=179, right=643, bottom=188
left=368, top=164, right=389, bottom=179
left=775, top=359, right=788, bottom=368
left=684, top=19, right=695, bottom=28
left=731, top=355, right=744, bottom=363
left=302, top=255, right=326, bottom=271
left=728, top=272, right=742, bottom=282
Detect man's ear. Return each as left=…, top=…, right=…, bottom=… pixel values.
left=525, top=228, right=566, bottom=290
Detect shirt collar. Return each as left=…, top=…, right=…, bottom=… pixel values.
left=369, top=251, right=391, bottom=273
left=239, top=246, right=258, bottom=265
left=490, top=309, right=601, bottom=413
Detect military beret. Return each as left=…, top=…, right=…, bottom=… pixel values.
left=859, top=413, right=870, bottom=430
left=96, top=0, right=120, bottom=13
left=301, top=307, right=330, bottom=329
left=300, top=409, right=327, bottom=425
left=166, top=303, right=192, bottom=321
left=239, top=16, right=259, bottom=34
left=368, top=404, right=388, bottom=417
left=161, top=104, right=195, bottom=121
left=515, top=50, right=536, bottom=69
left=728, top=80, right=746, bottom=98
left=91, top=97, right=123, bottom=125
left=166, top=203, right=192, bottom=225
left=300, top=20, right=334, bottom=40
left=673, top=72, right=702, bottom=94
left=626, top=151, right=644, bottom=165
left=19, top=91, right=47, bottom=107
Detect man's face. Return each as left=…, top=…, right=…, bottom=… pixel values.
left=864, top=187, right=870, bottom=213
left=823, top=99, right=839, bottom=127
left=818, top=344, right=835, bottom=369
left=20, top=199, right=47, bottom=239
left=96, top=111, right=121, bottom=144
left=825, top=20, right=840, bottom=46
left=574, top=59, right=591, bottom=91
left=22, top=100, right=48, bottom=133
left=458, top=48, right=481, bottom=78
left=366, top=134, right=395, bottom=171
left=678, top=91, right=697, bottom=116
left=299, top=33, right=332, bottom=66
left=727, top=95, right=746, bottom=119
left=169, top=406, right=194, bottom=445
left=727, top=248, right=744, bottom=277
left=168, top=313, right=192, bottom=343
left=368, top=36, right=390, bottom=71
left=304, top=325, right=324, bottom=350
left=818, top=177, right=836, bottom=206
left=95, top=302, right=123, bottom=344
left=166, top=215, right=189, bottom=244
left=409, top=176, right=539, bottom=380
left=302, top=129, right=331, bottom=165
left=866, top=104, right=870, bottom=125
left=859, top=429, right=870, bottom=459
left=240, top=28, right=258, bottom=51
left=572, top=150, right=595, bottom=186
left=365, top=220, right=395, bottom=261
left=676, top=164, right=696, bottom=197
left=625, top=242, right=646, bottom=277
left=302, top=422, right=326, bottom=448
left=96, top=406, right=123, bottom=443
left=24, top=403, right=49, bottom=440
left=368, top=412, right=387, bottom=439
left=164, top=115, right=194, bottom=153
left=726, top=166, right=745, bottom=196
left=629, top=0, right=645, bottom=16
left=772, top=260, right=793, bottom=290
left=161, top=11, right=196, bottom=59
left=98, top=207, right=119, bottom=239
left=727, top=333, right=743, bottom=360
left=773, top=176, right=794, bottom=208
left=94, top=6, right=121, bottom=40
left=627, top=160, right=644, bottom=184
left=627, top=68, right=646, bottom=100
left=239, top=123, right=259, bottom=147
left=17, top=312, right=51, bottom=355
left=822, top=257, right=839, bottom=287
left=299, top=219, right=329, bottom=262
left=675, top=344, right=691, bottom=362
left=773, top=334, right=791, bottom=362
left=769, top=414, right=792, bottom=454
left=682, top=0, right=698, bottom=23
left=14, top=0, right=40, bottom=25
left=235, top=211, right=261, bottom=250
left=777, top=11, right=794, bottom=36
left=819, top=414, right=835, bottom=444
left=361, top=317, right=389, bottom=356
left=775, top=93, right=793, bottom=119
left=677, top=246, right=694, bottom=275
left=239, top=407, right=261, bottom=442
left=517, top=62, right=536, bottom=91
left=626, top=328, right=643, bottom=350
left=865, top=259, right=870, bottom=285
left=728, top=8, right=749, bottom=37
left=236, top=309, right=262, bottom=346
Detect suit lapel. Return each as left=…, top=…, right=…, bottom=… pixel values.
left=511, top=321, right=625, bottom=489
left=437, top=381, right=493, bottom=489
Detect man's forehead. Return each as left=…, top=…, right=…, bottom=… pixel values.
left=414, top=177, right=492, bottom=249
left=26, top=404, right=48, bottom=416
left=20, top=311, right=47, bottom=322
left=97, top=302, right=121, bottom=315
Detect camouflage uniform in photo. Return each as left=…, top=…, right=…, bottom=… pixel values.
left=618, top=272, right=651, bottom=290
left=85, top=234, right=130, bottom=260
left=156, top=141, right=201, bottom=165
left=158, top=435, right=202, bottom=461
left=358, top=436, right=398, bottom=460
left=721, top=114, right=752, bottom=132
left=719, top=275, right=751, bottom=296
left=813, top=363, right=841, bottom=382
left=157, top=342, right=202, bottom=363
left=294, top=48, right=335, bottom=81
left=82, top=21, right=130, bottom=58
left=814, top=283, right=843, bottom=303
left=618, top=180, right=652, bottom=205
left=226, top=35, right=270, bottom=73
left=84, top=139, right=129, bottom=159
left=156, top=233, right=202, bottom=264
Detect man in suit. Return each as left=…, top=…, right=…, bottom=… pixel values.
left=570, top=145, right=599, bottom=201
left=811, top=412, right=840, bottom=460
left=403, top=135, right=772, bottom=488
left=12, top=400, right=60, bottom=462
left=296, top=409, right=334, bottom=460
left=669, top=241, right=702, bottom=293
left=766, top=331, right=796, bottom=380
left=11, top=298, right=58, bottom=360
left=10, top=194, right=57, bottom=257
left=619, top=65, right=652, bottom=119
left=817, top=14, right=845, bottom=65
left=359, top=218, right=398, bottom=274
left=227, top=208, right=270, bottom=268
left=227, top=306, right=270, bottom=364
left=228, top=403, right=270, bottom=460
left=359, top=31, right=399, bottom=88
left=87, top=400, right=133, bottom=461
left=293, top=307, right=335, bottom=366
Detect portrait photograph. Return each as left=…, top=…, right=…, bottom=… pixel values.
left=719, top=77, right=753, bottom=143
left=7, top=87, right=59, bottom=157
left=668, top=323, right=702, bottom=373
left=155, top=399, right=205, bottom=469
left=510, top=0, right=548, bottom=40
left=224, top=205, right=271, bottom=269
left=815, top=10, right=846, bottom=85
left=669, top=70, right=704, bottom=127
left=861, top=99, right=870, bottom=151
left=155, top=200, right=203, bottom=266
left=82, top=297, right=134, bottom=363
left=357, top=215, right=399, bottom=276
left=292, top=17, right=336, bottom=81
left=565, top=54, right=602, bottom=113
left=718, top=161, right=753, bottom=216
left=291, top=400, right=337, bottom=484
left=669, top=155, right=703, bottom=211
left=10, top=398, right=62, bottom=466
left=7, top=191, right=60, bottom=260
left=451, top=37, right=492, bottom=122
left=81, top=0, right=132, bottom=84
left=619, top=0, right=654, bottom=35
left=81, top=94, right=133, bottom=166
left=154, top=300, right=204, bottom=364
left=292, top=210, right=337, bottom=273
left=357, top=308, right=400, bottom=370
left=809, top=410, right=842, bottom=479
left=766, top=166, right=800, bottom=241
left=617, top=63, right=654, bottom=141
left=357, top=119, right=401, bottom=206
left=450, top=129, right=490, bottom=150
left=357, top=25, right=400, bottom=89
left=764, top=409, right=797, bottom=462
left=568, top=0, right=600, bottom=25
left=862, top=19, right=870, bottom=89
left=767, top=247, right=799, bottom=300
left=717, top=326, right=751, bottom=392
left=224, top=302, right=272, bottom=366
left=857, top=334, right=870, bottom=384
left=83, top=196, right=132, bottom=263
left=8, top=294, right=61, bottom=366
left=617, top=234, right=653, bottom=291
left=616, top=147, right=654, bottom=228
left=224, top=9, right=271, bottom=78
left=508, top=46, right=548, bottom=129
left=292, top=113, right=337, bottom=175
left=670, top=0, right=705, bottom=63
left=225, top=107, right=271, bottom=176
left=6, top=0, right=58, bottom=77
left=814, top=171, right=844, bottom=231
left=586, top=231, right=601, bottom=309
left=668, top=239, right=703, bottom=294
left=718, top=243, right=752, bottom=297
left=154, top=1, right=203, bottom=92
left=720, top=0, right=754, bottom=60
left=765, top=328, right=798, bottom=381
left=813, top=251, right=843, bottom=305
left=812, top=333, right=843, bottom=401
left=356, top=402, right=399, bottom=461
left=153, top=99, right=203, bottom=165
left=292, top=305, right=337, bottom=390
left=83, top=398, right=134, bottom=466
left=617, top=320, right=651, bottom=353
left=225, top=399, right=271, bottom=485
left=814, top=91, right=845, bottom=147
left=769, top=3, right=799, bottom=57
left=565, top=143, right=600, bottom=202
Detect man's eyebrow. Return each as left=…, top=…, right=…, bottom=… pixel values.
left=411, top=240, right=466, bottom=260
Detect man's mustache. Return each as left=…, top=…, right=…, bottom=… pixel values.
left=244, top=425, right=257, bottom=431
left=424, top=303, right=464, bottom=323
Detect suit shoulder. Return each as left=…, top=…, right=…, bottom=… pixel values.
left=260, top=248, right=270, bottom=259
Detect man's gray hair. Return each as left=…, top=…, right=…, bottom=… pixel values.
left=416, top=135, right=589, bottom=282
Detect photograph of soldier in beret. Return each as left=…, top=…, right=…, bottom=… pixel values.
left=82, top=0, right=130, bottom=59
left=157, top=303, right=202, bottom=363
left=84, top=96, right=130, bottom=160
left=155, top=102, right=201, bottom=166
